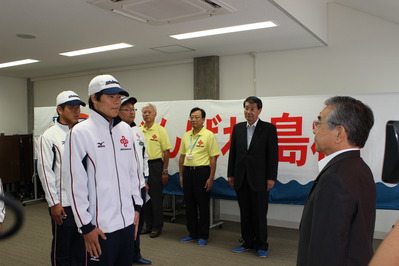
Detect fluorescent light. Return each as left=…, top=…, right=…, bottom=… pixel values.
left=59, top=43, right=133, bottom=57
left=0, top=59, right=39, bottom=69
left=170, top=21, right=278, bottom=40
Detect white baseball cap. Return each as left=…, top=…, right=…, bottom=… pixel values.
left=56, top=90, right=86, bottom=106
left=88, top=74, right=129, bottom=97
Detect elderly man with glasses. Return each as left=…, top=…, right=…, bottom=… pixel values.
left=297, top=96, right=376, bottom=266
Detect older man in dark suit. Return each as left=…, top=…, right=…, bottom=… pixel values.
left=297, top=96, right=376, bottom=266
left=227, top=96, right=278, bottom=258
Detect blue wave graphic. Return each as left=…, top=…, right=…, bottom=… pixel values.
left=163, top=174, right=399, bottom=209
left=270, top=180, right=312, bottom=205
left=376, top=182, right=399, bottom=210
left=270, top=181, right=399, bottom=209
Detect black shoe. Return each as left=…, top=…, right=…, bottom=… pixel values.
left=150, top=231, right=161, bottom=238
left=133, top=258, right=152, bottom=264
left=141, top=228, right=151, bottom=235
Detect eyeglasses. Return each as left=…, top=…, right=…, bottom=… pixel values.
left=313, top=120, right=328, bottom=127
left=313, top=120, right=340, bottom=128
left=190, top=116, right=202, bottom=120
left=120, top=108, right=137, bottom=112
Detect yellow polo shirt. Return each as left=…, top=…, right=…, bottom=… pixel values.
left=140, top=122, right=172, bottom=160
left=179, top=127, right=220, bottom=166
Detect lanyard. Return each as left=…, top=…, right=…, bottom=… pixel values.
left=189, top=134, right=200, bottom=154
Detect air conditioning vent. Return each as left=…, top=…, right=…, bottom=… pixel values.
left=88, top=0, right=235, bottom=25
left=203, top=0, right=222, bottom=9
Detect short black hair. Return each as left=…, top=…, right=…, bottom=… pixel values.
left=190, top=107, right=206, bottom=118
left=56, top=103, right=66, bottom=116
left=88, top=93, right=103, bottom=110
left=243, top=96, right=262, bottom=109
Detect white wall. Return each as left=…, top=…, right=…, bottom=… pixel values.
left=29, top=3, right=399, bottom=238
left=220, top=54, right=256, bottom=99
left=33, top=61, right=193, bottom=107
left=219, top=4, right=399, bottom=99
left=0, top=76, right=28, bottom=134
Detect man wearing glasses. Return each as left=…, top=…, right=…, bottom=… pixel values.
left=119, top=97, right=151, bottom=265
left=228, top=96, right=278, bottom=258
left=297, top=96, right=375, bottom=266
left=178, top=107, right=220, bottom=246
left=140, top=103, right=172, bottom=238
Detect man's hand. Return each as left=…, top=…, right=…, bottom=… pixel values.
left=134, top=211, right=140, bottom=240
left=228, top=176, right=234, bottom=188
left=267, top=180, right=275, bottom=191
left=161, top=173, right=168, bottom=185
left=205, top=178, right=213, bottom=192
left=51, top=204, right=66, bottom=225
left=84, top=227, right=106, bottom=258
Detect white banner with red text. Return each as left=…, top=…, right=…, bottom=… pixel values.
left=34, top=93, right=399, bottom=209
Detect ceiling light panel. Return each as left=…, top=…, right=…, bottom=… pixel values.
left=59, top=43, right=133, bottom=57
left=170, top=21, right=278, bottom=40
left=0, top=59, right=39, bottom=69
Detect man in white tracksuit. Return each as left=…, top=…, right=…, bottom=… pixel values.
left=37, top=90, right=85, bottom=265
left=63, top=74, right=143, bottom=266
left=119, top=96, right=151, bottom=265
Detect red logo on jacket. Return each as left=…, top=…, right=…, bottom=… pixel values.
left=120, top=136, right=129, bottom=147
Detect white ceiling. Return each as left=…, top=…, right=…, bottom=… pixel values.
left=0, top=0, right=398, bottom=79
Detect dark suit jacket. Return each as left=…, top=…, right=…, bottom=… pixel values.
left=227, top=120, right=278, bottom=191
left=297, top=150, right=376, bottom=266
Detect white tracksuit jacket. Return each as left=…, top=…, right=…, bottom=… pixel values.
left=132, top=126, right=149, bottom=189
left=37, top=120, right=71, bottom=207
left=0, top=178, right=5, bottom=223
left=63, top=111, right=143, bottom=234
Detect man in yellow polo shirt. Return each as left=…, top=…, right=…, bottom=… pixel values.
left=178, top=107, right=220, bottom=247
left=140, top=103, right=172, bottom=238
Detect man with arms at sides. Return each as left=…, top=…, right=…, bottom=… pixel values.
left=139, top=103, right=172, bottom=238
left=297, top=96, right=375, bottom=266
left=37, top=90, right=85, bottom=266
left=227, top=96, right=278, bottom=258
left=178, top=107, right=220, bottom=246
left=63, top=75, right=143, bottom=266
left=118, top=96, right=151, bottom=265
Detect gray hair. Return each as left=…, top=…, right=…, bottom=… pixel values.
left=141, top=103, right=157, bottom=113
left=325, top=96, right=374, bottom=148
